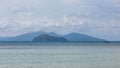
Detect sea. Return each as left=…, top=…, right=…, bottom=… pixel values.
left=0, top=42, right=120, bottom=68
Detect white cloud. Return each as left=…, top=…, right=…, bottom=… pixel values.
left=0, top=0, right=120, bottom=40
left=113, top=0, right=120, bottom=9
left=0, top=11, right=85, bottom=37
left=63, top=0, right=78, bottom=4
left=0, top=18, right=9, bottom=29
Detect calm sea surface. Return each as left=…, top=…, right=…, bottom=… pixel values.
left=0, top=42, right=120, bottom=68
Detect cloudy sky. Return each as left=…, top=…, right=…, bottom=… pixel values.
left=0, top=0, right=120, bottom=41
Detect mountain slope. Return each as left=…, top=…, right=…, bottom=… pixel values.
left=0, top=37, right=10, bottom=41
left=63, top=33, right=106, bottom=42
left=0, top=31, right=106, bottom=42
left=5, top=31, right=45, bottom=41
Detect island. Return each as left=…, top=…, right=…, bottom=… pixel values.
left=33, top=34, right=68, bottom=42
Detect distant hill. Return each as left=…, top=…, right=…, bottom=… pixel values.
left=63, top=33, right=106, bottom=42
left=0, top=32, right=60, bottom=41
left=0, top=37, right=9, bottom=41
left=33, top=34, right=68, bottom=42
left=0, top=31, right=106, bottom=42
left=2, top=31, right=45, bottom=41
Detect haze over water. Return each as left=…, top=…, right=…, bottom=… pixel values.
left=0, top=42, right=120, bottom=68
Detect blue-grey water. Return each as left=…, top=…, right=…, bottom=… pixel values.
left=0, top=42, right=120, bottom=68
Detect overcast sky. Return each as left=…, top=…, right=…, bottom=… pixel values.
left=0, top=0, right=120, bottom=41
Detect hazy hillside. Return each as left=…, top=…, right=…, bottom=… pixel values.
left=63, top=33, right=106, bottom=42
left=0, top=31, right=106, bottom=42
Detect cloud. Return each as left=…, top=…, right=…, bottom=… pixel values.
left=112, top=0, right=120, bottom=10
left=0, top=0, right=120, bottom=40
left=0, top=11, right=85, bottom=37
left=63, top=0, right=78, bottom=4
left=0, top=18, right=9, bottom=29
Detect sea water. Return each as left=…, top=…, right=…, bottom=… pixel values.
left=0, top=42, right=120, bottom=68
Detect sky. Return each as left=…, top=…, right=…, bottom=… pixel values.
left=0, top=0, right=120, bottom=41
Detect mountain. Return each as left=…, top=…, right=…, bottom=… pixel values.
left=0, top=31, right=60, bottom=41
left=33, top=34, right=68, bottom=42
left=0, top=31, right=106, bottom=42
left=4, top=31, right=45, bottom=41
left=63, top=33, right=106, bottom=42
left=0, top=37, right=10, bottom=41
